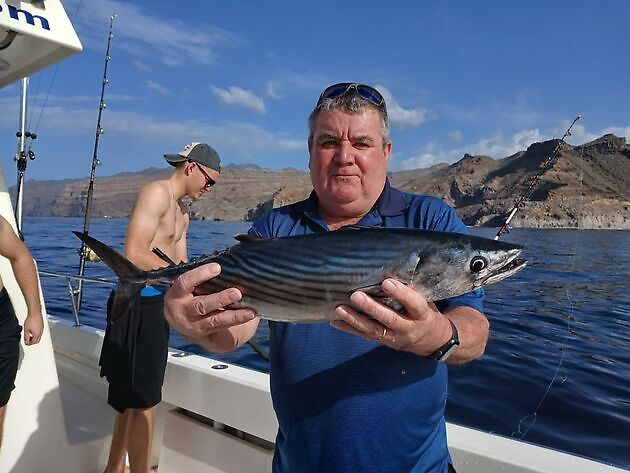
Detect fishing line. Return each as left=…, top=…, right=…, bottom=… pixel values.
left=510, top=121, right=586, bottom=440
left=26, top=73, right=42, bottom=131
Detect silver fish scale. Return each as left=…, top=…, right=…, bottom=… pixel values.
left=197, top=229, right=442, bottom=320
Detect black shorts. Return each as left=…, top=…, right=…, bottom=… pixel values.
left=99, top=291, right=169, bottom=413
left=0, top=287, right=22, bottom=407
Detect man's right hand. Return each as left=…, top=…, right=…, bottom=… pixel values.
left=164, top=263, right=258, bottom=352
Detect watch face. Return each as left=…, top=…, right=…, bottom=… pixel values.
left=438, top=343, right=458, bottom=361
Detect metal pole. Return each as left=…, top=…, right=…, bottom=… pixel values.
left=66, top=277, right=81, bottom=327
left=76, top=13, right=117, bottom=309
left=13, top=77, right=28, bottom=238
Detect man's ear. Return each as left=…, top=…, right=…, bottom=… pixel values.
left=383, top=141, right=392, bottom=163
left=307, top=137, right=314, bottom=169
left=184, top=161, right=195, bottom=175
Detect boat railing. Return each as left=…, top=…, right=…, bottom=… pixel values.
left=37, top=269, right=115, bottom=327
left=37, top=269, right=270, bottom=360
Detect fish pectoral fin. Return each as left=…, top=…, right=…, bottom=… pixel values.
left=354, top=282, right=386, bottom=298
left=380, top=298, right=404, bottom=314
left=353, top=283, right=405, bottom=314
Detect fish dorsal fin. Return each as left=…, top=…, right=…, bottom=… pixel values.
left=338, top=224, right=373, bottom=231
left=234, top=233, right=266, bottom=243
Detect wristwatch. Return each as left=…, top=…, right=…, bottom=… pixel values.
left=428, top=319, right=460, bottom=362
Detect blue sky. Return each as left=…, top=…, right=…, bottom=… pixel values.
left=1, top=0, right=629, bottom=185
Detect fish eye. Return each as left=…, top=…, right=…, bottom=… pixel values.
left=470, top=256, right=488, bottom=273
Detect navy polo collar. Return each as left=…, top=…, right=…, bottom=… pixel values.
left=376, top=178, right=409, bottom=216
left=302, top=178, right=408, bottom=229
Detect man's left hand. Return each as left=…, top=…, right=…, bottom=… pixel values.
left=331, top=278, right=453, bottom=357
left=23, top=312, right=44, bottom=345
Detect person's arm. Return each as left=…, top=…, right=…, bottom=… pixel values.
left=0, top=216, right=43, bottom=345
left=173, top=214, right=189, bottom=264
left=164, top=263, right=259, bottom=353
left=124, top=182, right=173, bottom=270
left=332, top=278, right=489, bottom=364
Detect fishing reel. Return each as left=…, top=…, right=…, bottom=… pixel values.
left=14, top=131, right=37, bottom=163
left=79, top=244, right=102, bottom=263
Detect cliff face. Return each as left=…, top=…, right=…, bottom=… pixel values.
left=10, top=134, right=630, bottom=230
left=405, top=133, right=630, bottom=229
left=190, top=167, right=312, bottom=221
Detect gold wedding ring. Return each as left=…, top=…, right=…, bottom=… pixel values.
left=378, top=327, right=387, bottom=341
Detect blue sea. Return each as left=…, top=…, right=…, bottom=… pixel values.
left=23, top=217, right=629, bottom=469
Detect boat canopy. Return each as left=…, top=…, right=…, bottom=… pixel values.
left=0, top=0, right=82, bottom=88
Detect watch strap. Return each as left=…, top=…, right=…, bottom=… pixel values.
left=428, top=319, right=460, bottom=361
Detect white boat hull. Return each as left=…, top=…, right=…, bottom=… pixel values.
left=47, top=316, right=627, bottom=473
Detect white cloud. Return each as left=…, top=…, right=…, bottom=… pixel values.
left=63, top=0, right=238, bottom=66
left=0, top=97, right=301, bottom=156
left=264, top=73, right=330, bottom=101
left=376, top=85, right=428, bottom=129
left=448, top=130, right=463, bottom=142
left=396, top=139, right=445, bottom=170
left=146, top=80, right=170, bottom=96
left=393, top=120, right=630, bottom=172
left=562, top=123, right=596, bottom=145
left=394, top=128, right=545, bottom=171
left=602, top=126, right=630, bottom=140
left=265, top=81, right=283, bottom=99
left=561, top=120, right=629, bottom=146
left=210, top=85, right=266, bottom=114
left=132, top=60, right=151, bottom=72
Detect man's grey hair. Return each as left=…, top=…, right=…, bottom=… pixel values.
left=308, top=91, right=391, bottom=148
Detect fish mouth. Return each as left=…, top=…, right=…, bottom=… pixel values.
left=482, top=255, right=528, bottom=286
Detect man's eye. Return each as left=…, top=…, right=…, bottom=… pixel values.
left=320, top=140, right=338, bottom=148
left=354, top=141, right=370, bottom=149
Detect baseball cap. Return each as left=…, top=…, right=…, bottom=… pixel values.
left=164, top=142, right=221, bottom=172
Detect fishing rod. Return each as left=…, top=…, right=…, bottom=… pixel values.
left=494, top=115, right=583, bottom=240
left=75, top=13, right=117, bottom=310
left=12, top=78, right=38, bottom=240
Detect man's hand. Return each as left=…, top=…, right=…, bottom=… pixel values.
left=23, top=312, right=44, bottom=345
left=164, top=263, right=258, bottom=352
left=332, top=278, right=453, bottom=357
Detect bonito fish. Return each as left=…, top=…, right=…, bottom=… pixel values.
left=74, top=226, right=527, bottom=323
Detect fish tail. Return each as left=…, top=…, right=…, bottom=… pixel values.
left=73, top=231, right=145, bottom=322
left=108, top=282, right=144, bottom=323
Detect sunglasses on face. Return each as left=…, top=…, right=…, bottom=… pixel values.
left=194, top=162, right=216, bottom=189
left=316, top=82, right=386, bottom=110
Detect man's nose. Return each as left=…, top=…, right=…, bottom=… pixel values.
left=334, top=140, right=355, bottom=165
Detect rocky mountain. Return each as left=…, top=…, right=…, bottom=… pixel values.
left=9, top=134, right=630, bottom=230
left=394, top=133, right=630, bottom=229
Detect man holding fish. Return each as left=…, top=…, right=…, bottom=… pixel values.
left=160, top=83, right=509, bottom=473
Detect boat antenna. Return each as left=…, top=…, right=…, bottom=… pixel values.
left=12, top=78, right=38, bottom=240
left=75, top=13, right=117, bottom=310
left=494, top=115, right=583, bottom=240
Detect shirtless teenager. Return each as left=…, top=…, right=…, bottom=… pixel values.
left=100, top=143, right=221, bottom=473
left=0, top=215, right=44, bottom=449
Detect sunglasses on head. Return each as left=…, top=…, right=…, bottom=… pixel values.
left=316, top=82, right=386, bottom=110
left=193, top=162, right=216, bottom=188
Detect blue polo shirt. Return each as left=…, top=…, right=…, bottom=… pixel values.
left=250, top=180, right=484, bottom=473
